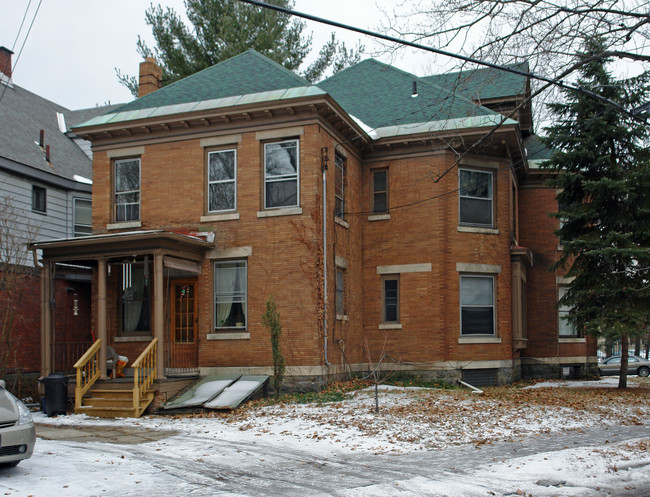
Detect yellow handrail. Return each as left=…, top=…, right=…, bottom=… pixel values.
left=74, top=339, right=101, bottom=409
left=131, top=338, right=158, bottom=412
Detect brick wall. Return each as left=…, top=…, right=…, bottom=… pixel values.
left=2, top=270, right=91, bottom=373
left=358, top=152, right=517, bottom=366
left=519, top=181, right=596, bottom=367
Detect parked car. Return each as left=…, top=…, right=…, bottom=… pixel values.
left=598, top=355, right=650, bottom=377
left=0, top=379, right=35, bottom=467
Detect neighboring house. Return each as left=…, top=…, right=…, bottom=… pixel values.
left=30, top=50, right=596, bottom=404
left=0, top=46, right=119, bottom=376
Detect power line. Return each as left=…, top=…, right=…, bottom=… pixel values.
left=10, top=0, right=32, bottom=51
left=237, top=0, right=641, bottom=120
left=0, top=0, right=43, bottom=106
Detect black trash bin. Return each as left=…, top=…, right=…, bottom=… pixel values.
left=42, top=372, right=69, bottom=417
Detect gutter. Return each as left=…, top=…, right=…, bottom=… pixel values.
left=321, top=147, right=331, bottom=367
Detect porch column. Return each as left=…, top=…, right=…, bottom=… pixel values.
left=154, top=251, right=165, bottom=379
left=98, top=258, right=108, bottom=379
left=41, top=260, right=52, bottom=376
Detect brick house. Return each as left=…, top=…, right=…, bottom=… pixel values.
left=31, top=50, right=596, bottom=401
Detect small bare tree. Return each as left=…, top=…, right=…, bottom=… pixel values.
left=0, top=196, right=40, bottom=376
left=363, top=331, right=391, bottom=414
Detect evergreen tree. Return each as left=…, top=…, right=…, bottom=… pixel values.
left=543, top=37, right=650, bottom=388
left=117, top=0, right=362, bottom=96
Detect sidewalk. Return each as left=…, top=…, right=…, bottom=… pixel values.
left=35, top=423, right=178, bottom=445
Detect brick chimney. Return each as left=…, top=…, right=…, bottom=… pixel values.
left=0, top=46, right=13, bottom=79
left=138, top=57, right=162, bottom=98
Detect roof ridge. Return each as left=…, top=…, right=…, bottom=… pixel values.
left=424, top=60, right=530, bottom=81
left=243, top=48, right=310, bottom=86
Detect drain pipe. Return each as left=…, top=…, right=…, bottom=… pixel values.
left=321, top=147, right=331, bottom=367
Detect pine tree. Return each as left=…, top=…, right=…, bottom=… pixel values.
left=543, top=37, right=650, bottom=388
left=117, top=0, right=362, bottom=96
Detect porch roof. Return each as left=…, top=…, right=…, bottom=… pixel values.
left=29, top=230, right=214, bottom=264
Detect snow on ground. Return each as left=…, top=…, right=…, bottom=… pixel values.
left=2, top=378, right=649, bottom=496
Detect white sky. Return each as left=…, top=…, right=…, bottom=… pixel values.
left=0, top=0, right=433, bottom=110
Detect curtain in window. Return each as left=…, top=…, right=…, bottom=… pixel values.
left=123, top=264, right=144, bottom=332
left=215, top=261, right=247, bottom=328
left=215, top=266, right=237, bottom=327
left=265, top=141, right=298, bottom=208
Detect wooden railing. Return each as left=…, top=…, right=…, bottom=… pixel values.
left=73, top=339, right=101, bottom=409
left=131, top=338, right=158, bottom=412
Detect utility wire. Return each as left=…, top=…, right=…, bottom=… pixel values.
left=237, top=0, right=643, bottom=120
left=0, top=0, right=43, bottom=106
left=10, top=0, right=32, bottom=51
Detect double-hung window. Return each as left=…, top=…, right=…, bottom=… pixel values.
left=264, top=139, right=299, bottom=209
left=214, top=260, right=247, bottom=329
left=208, top=149, right=237, bottom=212
left=372, top=169, right=388, bottom=213
left=381, top=275, right=399, bottom=323
left=32, top=185, right=46, bottom=213
left=558, top=286, right=579, bottom=337
left=115, top=158, right=140, bottom=222
left=460, top=275, right=495, bottom=335
left=73, top=198, right=92, bottom=236
left=334, top=153, right=345, bottom=219
left=459, top=168, right=493, bottom=226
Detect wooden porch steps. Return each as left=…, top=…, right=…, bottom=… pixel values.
left=75, top=388, right=155, bottom=418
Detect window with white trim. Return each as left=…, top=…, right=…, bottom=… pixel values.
left=73, top=198, right=91, bottom=237
left=558, top=286, right=579, bottom=337
left=114, top=158, right=140, bottom=222
left=208, top=149, right=237, bottom=212
left=459, top=168, right=493, bottom=226
left=460, top=275, right=495, bottom=335
left=214, top=260, right=247, bottom=329
left=264, top=139, right=299, bottom=209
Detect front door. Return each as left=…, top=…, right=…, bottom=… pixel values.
left=168, top=280, right=198, bottom=372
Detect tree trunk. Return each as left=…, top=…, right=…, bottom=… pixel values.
left=634, top=337, right=641, bottom=356
left=618, top=335, right=629, bottom=389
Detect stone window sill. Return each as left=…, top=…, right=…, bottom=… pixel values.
left=257, top=207, right=302, bottom=218
left=458, top=336, right=501, bottom=344
left=335, top=217, right=350, bottom=229
left=379, top=323, right=402, bottom=330
left=201, top=212, right=239, bottom=222
left=457, top=226, right=499, bottom=235
left=207, top=332, right=250, bottom=340
left=558, top=337, right=586, bottom=343
left=107, top=221, right=142, bottom=230
left=336, top=314, right=349, bottom=321
left=368, top=214, right=390, bottom=222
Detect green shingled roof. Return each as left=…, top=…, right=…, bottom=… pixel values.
left=524, top=135, right=554, bottom=162
left=114, top=49, right=310, bottom=113
left=317, top=59, right=502, bottom=130
left=422, top=62, right=529, bottom=102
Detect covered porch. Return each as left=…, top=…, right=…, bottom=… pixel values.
left=30, top=230, right=214, bottom=416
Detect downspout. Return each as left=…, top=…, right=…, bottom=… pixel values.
left=321, top=147, right=331, bottom=367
